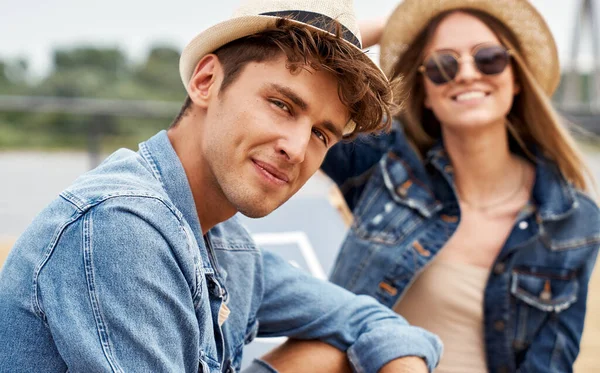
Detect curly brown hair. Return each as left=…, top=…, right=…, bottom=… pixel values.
left=171, top=18, right=394, bottom=138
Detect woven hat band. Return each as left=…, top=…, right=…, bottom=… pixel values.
left=259, top=10, right=362, bottom=48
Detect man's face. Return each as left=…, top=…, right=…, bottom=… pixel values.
left=197, top=54, right=349, bottom=218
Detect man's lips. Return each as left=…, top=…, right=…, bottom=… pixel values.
left=252, top=160, right=290, bottom=183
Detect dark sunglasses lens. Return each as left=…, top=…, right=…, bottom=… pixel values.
left=474, top=46, right=510, bottom=75
left=424, top=54, right=459, bottom=85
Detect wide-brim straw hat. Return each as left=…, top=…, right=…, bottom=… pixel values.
left=180, top=0, right=379, bottom=90
left=379, top=0, right=560, bottom=95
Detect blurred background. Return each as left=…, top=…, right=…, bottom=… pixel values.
left=0, top=0, right=599, bottom=371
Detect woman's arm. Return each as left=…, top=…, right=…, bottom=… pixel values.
left=359, top=18, right=387, bottom=49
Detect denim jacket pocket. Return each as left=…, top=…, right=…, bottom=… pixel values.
left=510, top=269, right=579, bottom=348
left=511, top=270, right=579, bottom=313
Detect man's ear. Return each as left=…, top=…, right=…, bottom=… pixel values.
left=187, top=54, right=222, bottom=109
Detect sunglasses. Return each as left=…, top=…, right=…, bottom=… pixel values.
left=419, top=45, right=513, bottom=85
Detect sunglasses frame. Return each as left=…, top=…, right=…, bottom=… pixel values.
left=418, top=44, right=514, bottom=85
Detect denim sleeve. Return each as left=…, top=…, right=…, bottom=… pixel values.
left=256, top=251, right=443, bottom=373
left=241, top=359, right=279, bottom=373
left=38, top=197, right=201, bottom=373
left=517, top=246, right=599, bottom=373
left=321, top=130, right=399, bottom=211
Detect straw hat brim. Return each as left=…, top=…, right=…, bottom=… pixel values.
left=379, top=0, right=560, bottom=95
left=179, top=15, right=383, bottom=93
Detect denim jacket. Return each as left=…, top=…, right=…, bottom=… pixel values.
left=322, top=127, right=600, bottom=373
left=0, top=130, right=442, bottom=373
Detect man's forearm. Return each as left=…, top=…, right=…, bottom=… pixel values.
left=379, top=356, right=428, bottom=373
left=262, top=339, right=351, bottom=373
left=262, top=339, right=428, bottom=373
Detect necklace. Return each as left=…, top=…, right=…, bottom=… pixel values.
left=457, top=161, right=527, bottom=213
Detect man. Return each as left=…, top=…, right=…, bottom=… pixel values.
left=0, top=1, right=442, bottom=372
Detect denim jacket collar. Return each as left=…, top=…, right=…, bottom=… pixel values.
left=382, top=134, right=441, bottom=218
left=532, top=158, right=578, bottom=221
left=425, top=142, right=578, bottom=222
left=139, top=130, right=215, bottom=271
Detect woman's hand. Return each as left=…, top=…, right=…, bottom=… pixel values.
left=359, top=18, right=387, bottom=49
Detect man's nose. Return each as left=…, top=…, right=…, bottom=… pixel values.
left=275, top=125, right=312, bottom=164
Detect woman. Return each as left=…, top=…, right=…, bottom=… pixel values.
left=319, top=1, right=600, bottom=372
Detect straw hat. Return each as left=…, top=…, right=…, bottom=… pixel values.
left=379, top=0, right=560, bottom=95
left=180, top=0, right=375, bottom=90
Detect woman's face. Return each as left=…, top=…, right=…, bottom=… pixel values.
left=421, top=12, right=519, bottom=132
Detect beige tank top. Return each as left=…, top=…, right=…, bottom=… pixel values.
left=393, top=259, right=489, bottom=373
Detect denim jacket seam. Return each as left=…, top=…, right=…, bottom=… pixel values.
left=51, top=194, right=202, bottom=312
left=82, top=212, right=125, bottom=373
left=539, top=202, right=578, bottom=222
left=546, top=236, right=600, bottom=251
left=543, top=191, right=600, bottom=250
left=388, top=152, right=436, bottom=199
left=243, top=318, right=260, bottom=345
left=509, top=274, right=579, bottom=312
left=352, top=185, right=386, bottom=227
left=31, top=210, right=84, bottom=324
left=139, top=141, right=165, bottom=187
left=346, top=243, right=379, bottom=290
left=574, top=189, right=600, bottom=214
left=381, top=157, right=436, bottom=219
left=64, top=192, right=179, bottom=216
left=60, top=190, right=86, bottom=212
left=211, top=244, right=260, bottom=252
left=346, top=348, right=366, bottom=373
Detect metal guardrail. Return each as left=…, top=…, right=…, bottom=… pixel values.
left=0, top=95, right=182, bottom=168
left=0, top=95, right=181, bottom=118
left=1, top=95, right=599, bottom=167
left=1, top=94, right=598, bottom=119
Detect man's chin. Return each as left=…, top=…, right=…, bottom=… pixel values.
left=236, top=201, right=281, bottom=219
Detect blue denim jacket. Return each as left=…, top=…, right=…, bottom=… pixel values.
left=322, top=126, right=600, bottom=373
left=0, top=130, right=442, bottom=373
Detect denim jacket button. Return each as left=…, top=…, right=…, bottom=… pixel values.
left=493, top=262, right=505, bottom=275
left=494, top=320, right=506, bottom=332
left=497, top=366, right=509, bottom=373
left=396, top=186, right=408, bottom=198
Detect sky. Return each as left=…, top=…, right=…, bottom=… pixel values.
left=1, top=0, right=598, bottom=79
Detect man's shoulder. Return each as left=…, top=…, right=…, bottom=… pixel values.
left=61, top=148, right=171, bottom=212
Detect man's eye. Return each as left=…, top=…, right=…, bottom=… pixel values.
left=312, top=128, right=328, bottom=146
left=270, top=99, right=290, bottom=113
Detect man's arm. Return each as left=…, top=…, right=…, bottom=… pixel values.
left=38, top=197, right=201, bottom=372
left=259, top=339, right=428, bottom=373
left=254, top=251, right=442, bottom=373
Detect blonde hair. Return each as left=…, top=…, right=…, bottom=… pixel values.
left=391, top=9, right=594, bottom=191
